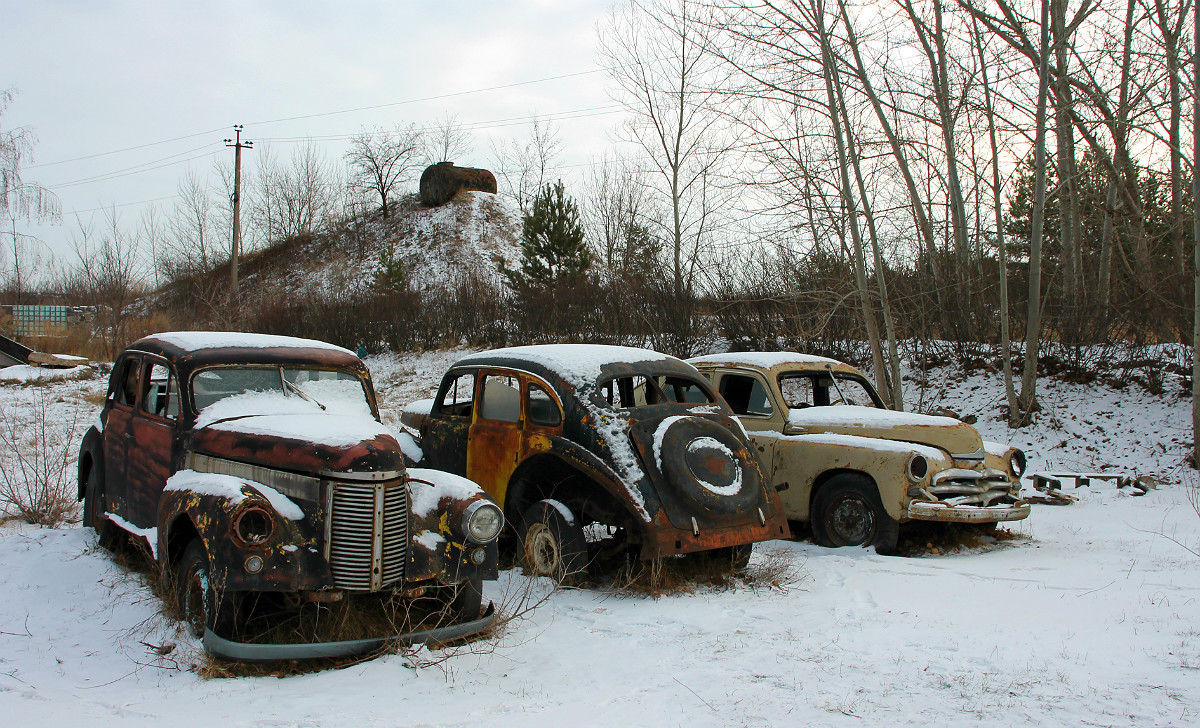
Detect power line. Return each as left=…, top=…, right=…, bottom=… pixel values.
left=46, top=143, right=219, bottom=190
left=26, top=68, right=606, bottom=170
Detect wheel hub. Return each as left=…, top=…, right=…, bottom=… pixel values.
left=829, top=495, right=875, bottom=545
left=525, top=523, right=560, bottom=575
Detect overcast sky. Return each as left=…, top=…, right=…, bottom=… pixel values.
left=2, top=0, right=623, bottom=267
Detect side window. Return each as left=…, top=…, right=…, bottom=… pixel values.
left=527, top=383, right=562, bottom=427
left=600, top=375, right=658, bottom=407
left=140, top=362, right=179, bottom=421
left=779, top=376, right=816, bottom=409
left=437, top=371, right=476, bottom=418
left=112, top=357, right=141, bottom=408
left=656, top=376, right=714, bottom=404
left=720, top=374, right=774, bottom=416
left=479, top=374, right=520, bottom=422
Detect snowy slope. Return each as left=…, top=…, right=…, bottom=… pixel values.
left=1, top=352, right=1198, bottom=726
left=237, top=190, right=520, bottom=298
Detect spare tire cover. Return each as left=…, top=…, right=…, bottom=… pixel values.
left=657, top=417, right=763, bottom=515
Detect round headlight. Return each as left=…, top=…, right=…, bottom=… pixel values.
left=233, top=504, right=275, bottom=547
left=1009, top=450, right=1027, bottom=478
left=907, top=454, right=929, bottom=482
left=462, top=501, right=503, bottom=544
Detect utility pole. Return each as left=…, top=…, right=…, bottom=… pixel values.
left=224, top=125, right=252, bottom=315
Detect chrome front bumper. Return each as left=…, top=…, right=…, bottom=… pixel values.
left=907, top=500, right=1031, bottom=523
left=202, top=602, right=496, bottom=663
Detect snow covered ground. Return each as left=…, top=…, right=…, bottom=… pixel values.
left=1, top=350, right=1198, bottom=727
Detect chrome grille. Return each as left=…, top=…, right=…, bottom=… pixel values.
left=328, top=480, right=408, bottom=591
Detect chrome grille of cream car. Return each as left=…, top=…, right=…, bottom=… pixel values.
left=327, top=480, right=408, bottom=591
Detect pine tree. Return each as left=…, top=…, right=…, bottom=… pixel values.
left=503, top=181, right=592, bottom=289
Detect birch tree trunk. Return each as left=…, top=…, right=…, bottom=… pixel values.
left=1020, top=0, right=1053, bottom=424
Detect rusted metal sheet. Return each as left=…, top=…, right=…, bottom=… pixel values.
left=419, top=163, right=498, bottom=207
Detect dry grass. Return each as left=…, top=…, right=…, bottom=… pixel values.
left=897, top=522, right=1028, bottom=557
left=600, top=544, right=807, bottom=598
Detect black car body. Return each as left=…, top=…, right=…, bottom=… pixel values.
left=402, top=344, right=790, bottom=577
left=77, top=331, right=503, bottom=661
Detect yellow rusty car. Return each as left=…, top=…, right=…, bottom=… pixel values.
left=689, top=352, right=1030, bottom=553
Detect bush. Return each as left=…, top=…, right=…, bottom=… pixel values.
left=0, top=389, right=80, bottom=527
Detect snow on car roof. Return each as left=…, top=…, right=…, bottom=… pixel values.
left=688, top=351, right=848, bottom=370
left=457, top=344, right=676, bottom=388
left=147, top=331, right=355, bottom=356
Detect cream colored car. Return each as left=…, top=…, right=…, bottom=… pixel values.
left=689, top=352, right=1030, bottom=553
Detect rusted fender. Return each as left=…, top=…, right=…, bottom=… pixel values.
left=157, top=472, right=331, bottom=593
left=202, top=603, right=497, bottom=663
left=406, top=470, right=500, bottom=584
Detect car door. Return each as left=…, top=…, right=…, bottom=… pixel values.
left=422, top=369, right=476, bottom=475
left=103, top=353, right=141, bottom=522
left=126, top=357, right=180, bottom=529
left=465, top=371, right=524, bottom=504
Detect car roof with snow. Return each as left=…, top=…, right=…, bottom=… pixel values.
left=127, top=331, right=365, bottom=373
left=689, top=351, right=862, bottom=376
left=454, top=344, right=701, bottom=391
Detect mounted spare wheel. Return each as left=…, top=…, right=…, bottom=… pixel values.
left=655, top=417, right=763, bottom=514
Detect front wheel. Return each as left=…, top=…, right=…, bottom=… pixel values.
left=519, top=499, right=589, bottom=582
left=175, top=540, right=238, bottom=638
left=811, top=475, right=899, bottom=554
left=448, top=579, right=484, bottom=622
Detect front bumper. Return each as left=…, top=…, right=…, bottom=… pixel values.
left=202, top=602, right=496, bottom=663
left=907, top=500, right=1031, bottom=523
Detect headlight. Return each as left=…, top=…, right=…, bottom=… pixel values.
left=233, top=504, right=275, bottom=547
left=906, top=454, right=929, bottom=482
left=461, top=501, right=504, bottom=544
left=1009, top=450, right=1027, bottom=478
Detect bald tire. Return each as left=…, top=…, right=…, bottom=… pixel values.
left=811, top=475, right=899, bottom=555
left=519, top=500, right=588, bottom=583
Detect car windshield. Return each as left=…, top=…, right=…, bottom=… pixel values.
left=778, top=371, right=881, bottom=409
left=192, top=366, right=372, bottom=417
left=599, top=374, right=714, bottom=408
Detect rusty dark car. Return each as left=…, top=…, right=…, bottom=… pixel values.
left=77, top=332, right=503, bottom=662
left=401, top=344, right=790, bottom=578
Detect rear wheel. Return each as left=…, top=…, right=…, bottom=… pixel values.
left=811, top=475, right=899, bottom=554
left=519, top=500, right=588, bottom=582
left=82, top=460, right=120, bottom=550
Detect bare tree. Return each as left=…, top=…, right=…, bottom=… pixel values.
left=584, top=152, right=657, bottom=280
left=1, top=89, right=59, bottom=224
left=600, top=0, right=731, bottom=299
left=420, top=113, right=473, bottom=166
left=161, top=169, right=224, bottom=278
left=69, top=210, right=144, bottom=359
left=252, top=142, right=341, bottom=242
left=2, top=89, right=59, bottom=305
left=491, top=116, right=562, bottom=214
left=345, top=124, right=423, bottom=218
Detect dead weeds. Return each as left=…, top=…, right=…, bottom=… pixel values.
left=598, top=544, right=807, bottom=599
left=897, top=522, right=1028, bottom=557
